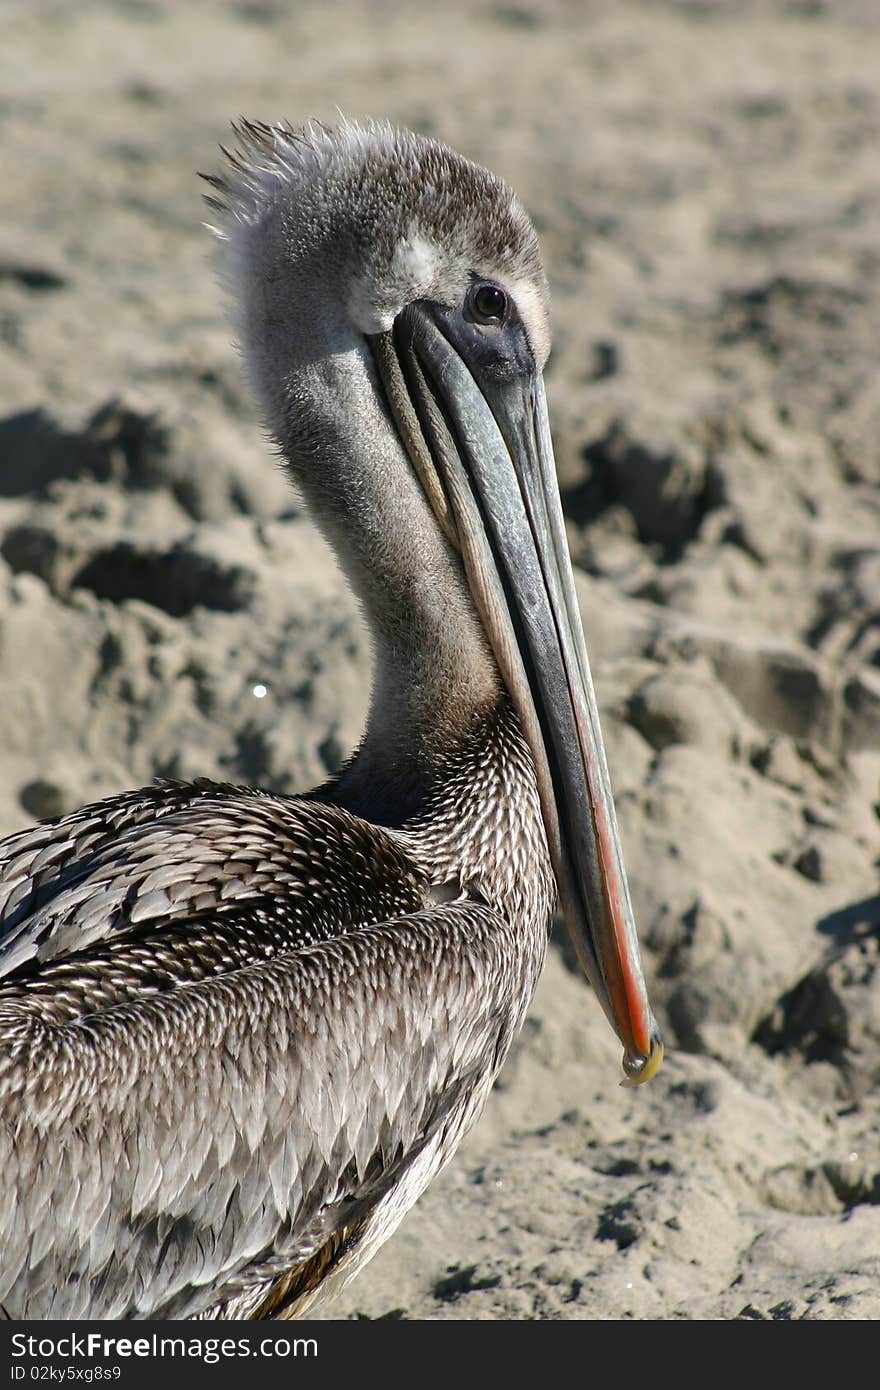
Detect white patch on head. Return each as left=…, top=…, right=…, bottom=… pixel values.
left=503, top=274, right=552, bottom=365
left=347, top=277, right=395, bottom=335
left=348, top=225, right=440, bottom=334
left=391, top=231, right=438, bottom=288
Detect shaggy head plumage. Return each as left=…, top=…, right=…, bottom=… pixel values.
left=202, top=117, right=548, bottom=351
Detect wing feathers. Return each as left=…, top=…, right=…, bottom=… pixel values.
left=0, top=903, right=521, bottom=1318
left=0, top=784, right=535, bottom=1320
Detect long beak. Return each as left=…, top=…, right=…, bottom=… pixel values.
left=370, top=306, right=663, bottom=1086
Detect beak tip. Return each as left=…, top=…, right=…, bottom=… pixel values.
left=620, top=1022, right=664, bottom=1088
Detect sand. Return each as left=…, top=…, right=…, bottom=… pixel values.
left=1, top=0, right=878, bottom=1320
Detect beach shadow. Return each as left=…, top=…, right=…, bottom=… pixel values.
left=815, top=893, right=880, bottom=946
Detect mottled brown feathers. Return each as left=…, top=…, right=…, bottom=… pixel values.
left=0, top=700, right=553, bottom=1318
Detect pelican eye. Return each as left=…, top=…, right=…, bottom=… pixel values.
left=467, top=282, right=508, bottom=326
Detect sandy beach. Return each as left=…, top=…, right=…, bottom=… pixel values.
left=1, top=0, right=879, bottom=1318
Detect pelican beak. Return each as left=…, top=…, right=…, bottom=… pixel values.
left=370, top=304, right=663, bottom=1087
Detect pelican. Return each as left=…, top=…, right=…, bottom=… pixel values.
left=0, top=120, right=662, bottom=1320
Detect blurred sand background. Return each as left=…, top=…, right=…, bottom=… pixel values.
left=1, top=0, right=879, bottom=1319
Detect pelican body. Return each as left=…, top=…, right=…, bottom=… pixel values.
left=0, top=122, right=662, bottom=1319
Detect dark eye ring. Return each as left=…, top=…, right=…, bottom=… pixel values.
left=468, top=282, right=508, bottom=326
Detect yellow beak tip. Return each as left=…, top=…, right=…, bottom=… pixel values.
left=620, top=1035, right=665, bottom=1088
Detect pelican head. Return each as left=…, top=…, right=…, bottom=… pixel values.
left=204, top=119, right=662, bottom=1085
